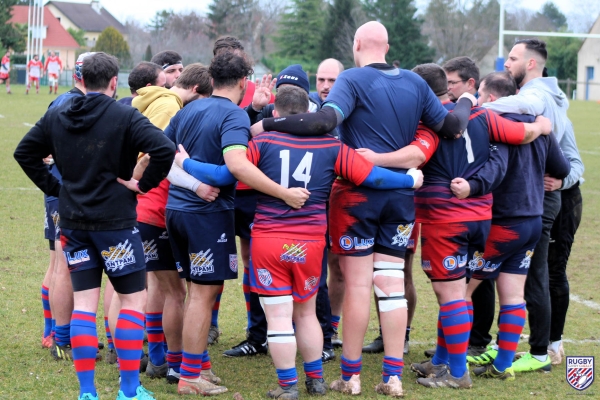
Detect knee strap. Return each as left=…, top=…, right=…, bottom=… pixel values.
left=267, top=330, right=296, bottom=344
left=373, top=261, right=407, bottom=312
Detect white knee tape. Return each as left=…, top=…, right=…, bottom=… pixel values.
left=373, top=261, right=406, bottom=312
left=378, top=298, right=408, bottom=312
left=267, top=330, right=296, bottom=344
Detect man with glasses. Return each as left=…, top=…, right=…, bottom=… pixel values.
left=443, top=56, right=479, bottom=102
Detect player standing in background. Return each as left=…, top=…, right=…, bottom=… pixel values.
left=0, top=50, right=11, bottom=94
left=44, top=51, right=62, bottom=95
left=26, top=54, right=44, bottom=94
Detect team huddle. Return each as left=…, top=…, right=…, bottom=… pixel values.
left=14, top=19, right=584, bottom=400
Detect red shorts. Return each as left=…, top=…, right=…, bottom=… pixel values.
left=406, top=223, right=420, bottom=254
left=29, top=76, right=40, bottom=82
left=0, top=72, right=8, bottom=80
left=250, top=236, right=325, bottom=302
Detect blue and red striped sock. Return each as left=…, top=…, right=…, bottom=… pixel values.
left=55, top=323, right=71, bottom=347
left=276, top=367, right=298, bottom=387
left=51, top=319, right=56, bottom=339
left=303, top=358, right=323, bottom=380
left=466, top=301, right=474, bottom=324
left=243, top=266, right=252, bottom=329
left=71, top=310, right=98, bottom=397
left=167, top=350, right=182, bottom=373
left=382, top=356, right=404, bottom=383
left=180, top=351, right=203, bottom=381
left=41, top=285, right=52, bottom=338
left=211, top=285, right=224, bottom=328
left=331, top=315, right=341, bottom=330
left=104, top=316, right=114, bottom=350
left=494, top=303, right=526, bottom=372
left=431, top=313, right=449, bottom=366
left=201, top=350, right=212, bottom=371
left=146, top=312, right=165, bottom=366
left=114, top=310, right=144, bottom=397
left=341, top=355, right=361, bottom=381
left=440, top=300, right=471, bottom=378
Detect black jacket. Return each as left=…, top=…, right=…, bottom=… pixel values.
left=14, top=93, right=175, bottom=230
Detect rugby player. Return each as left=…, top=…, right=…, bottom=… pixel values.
left=0, top=50, right=11, bottom=94
left=117, top=61, right=167, bottom=106
left=44, top=51, right=62, bottom=94
left=26, top=54, right=44, bottom=94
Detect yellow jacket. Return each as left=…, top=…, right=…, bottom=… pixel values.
left=132, top=86, right=182, bottom=130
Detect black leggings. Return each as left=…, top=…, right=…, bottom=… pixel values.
left=71, top=268, right=146, bottom=294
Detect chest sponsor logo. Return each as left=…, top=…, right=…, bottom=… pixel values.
left=189, top=249, right=214, bottom=276
left=566, top=356, right=594, bottom=391
left=217, top=233, right=228, bottom=243
left=281, top=243, right=307, bottom=263
left=391, top=223, right=414, bottom=247
left=230, top=254, right=238, bottom=273
left=304, top=276, right=319, bottom=291
left=519, top=250, right=534, bottom=269
left=339, top=235, right=374, bottom=251
left=101, top=240, right=136, bottom=272
left=258, top=268, right=273, bottom=287
left=65, top=250, right=90, bottom=266
left=143, top=239, right=159, bottom=262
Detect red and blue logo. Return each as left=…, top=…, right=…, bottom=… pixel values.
left=566, top=356, right=594, bottom=391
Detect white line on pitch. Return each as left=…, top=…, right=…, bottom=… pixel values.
left=0, top=187, right=40, bottom=191
left=23, top=123, right=35, bottom=127
left=570, top=294, right=600, bottom=311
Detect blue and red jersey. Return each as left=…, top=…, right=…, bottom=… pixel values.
left=247, top=132, right=373, bottom=239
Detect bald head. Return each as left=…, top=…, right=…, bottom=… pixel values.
left=316, top=58, right=344, bottom=101
left=353, top=21, right=389, bottom=67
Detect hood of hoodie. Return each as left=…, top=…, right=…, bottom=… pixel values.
left=132, top=86, right=182, bottom=114
left=521, top=77, right=570, bottom=141
left=58, top=93, right=114, bottom=133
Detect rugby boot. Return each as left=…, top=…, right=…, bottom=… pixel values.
left=374, top=375, right=403, bottom=397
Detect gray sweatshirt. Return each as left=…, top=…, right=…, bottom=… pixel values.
left=483, top=77, right=584, bottom=189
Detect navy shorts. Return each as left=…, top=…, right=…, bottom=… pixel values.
left=470, top=217, right=542, bottom=280
left=234, top=189, right=257, bottom=240
left=44, top=199, right=60, bottom=241
left=329, top=180, right=415, bottom=259
left=138, top=222, right=177, bottom=272
left=166, top=209, right=238, bottom=284
left=60, top=226, right=146, bottom=277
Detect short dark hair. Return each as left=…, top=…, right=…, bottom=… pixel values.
left=274, top=86, right=309, bottom=116
left=128, top=61, right=163, bottom=94
left=209, top=52, right=253, bottom=90
left=213, top=36, right=244, bottom=56
left=514, top=38, right=547, bottom=61
left=412, top=63, right=448, bottom=97
left=443, top=56, right=480, bottom=89
left=175, top=63, right=212, bottom=97
left=151, top=50, right=182, bottom=69
left=81, top=52, right=119, bottom=92
left=481, top=71, right=517, bottom=98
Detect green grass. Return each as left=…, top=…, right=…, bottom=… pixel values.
left=0, top=85, right=599, bottom=399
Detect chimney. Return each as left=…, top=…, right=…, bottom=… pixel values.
left=91, top=0, right=102, bottom=14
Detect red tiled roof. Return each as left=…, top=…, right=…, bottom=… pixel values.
left=9, top=5, right=80, bottom=49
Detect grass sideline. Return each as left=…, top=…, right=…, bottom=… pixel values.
left=0, top=84, right=598, bottom=399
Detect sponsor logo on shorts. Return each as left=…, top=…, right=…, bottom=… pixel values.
left=176, top=262, right=183, bottom=273
left=421, top=260, right=432, bottom=271
left=468, top=251, right=500, bottom=272
left=566, top=356, right=594, bottom=391
left=391, top=223, right=414, bottom=247
left=217, top=233, right=228, bottom=243
left=257, top=268, right=273, bottom=286
left=519, top=250, right=534, bottom=269
left=101, top=240, right=136, bottom=272
left=189, top=249, right=214, bottom=276
left=159, top=231, right=169, bottom=239
left=443, top=255, right=467, bottom=271
left=304, top=276, right=319, bottom=291
left=229, top=254, right=238, bottom=273
left=339, top=235, right=374, bottom=251
left=65, top=250, right=90, bottom=265
left=281, top=243, right=307, bottom=263
left=132, top=227, right=139, bottom=234
left=142, top=239, right=159, bottom=262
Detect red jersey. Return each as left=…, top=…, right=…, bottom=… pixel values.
left=136, top=179, right=169, bottom=228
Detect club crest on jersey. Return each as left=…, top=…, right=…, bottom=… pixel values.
left=281, top=243, right=307, bottom=263
left=65, top=250, right=90, bottom=266
left=304, top=276, right=319, bottom=291
left=229, top=254, right=238, bottom=273
left=421, top=260, right=432, bottom=271
left=443, top=255, right=467, bottom=271
left=339, top=235, right=374, bottom=251
left=391, top=223, right=414, bottom=247
left=101, top=240, right=136, bottom=272
left=159, top=231, right=169, bottom=239
left=142, top=239, right=159, bottom=262
left=189, top=249, right=214, bottom=276
left=566, top=356, right=594, bottom=391
left=519, top=250, right=534, bottom=269
left=217, top=233, right=228, bottom=243
left=257, top=268, right=273, bottom=286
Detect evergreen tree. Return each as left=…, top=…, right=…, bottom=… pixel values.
left=321, top=0, right=364, bottom=65
left=0, top=0, right=26, bottom=52
left=364, top=0, right=434, bottom=69
left=276, top=0, right=326, bottom=63
left=207, top=0, right=255, bottom=40
left=67, top=27, right=86, bottom=47
left=144, top=45, right=153, bottom=61
left=540, top=2, right=567, bottom=30
left=93, top=27, right=132, bottom=68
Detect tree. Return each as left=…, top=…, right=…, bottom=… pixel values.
left=275, top=0, right=327, bottom=63
left=545, top=36, right=581, bottom=93
left=365, top=0, right=434, bottom=69
left=540, top=2, right=567, bottom=30
left=93, top=26, right=132, bottom=67
left=0, top=0, right=26, bottom=52
left=321, top=0, right=366, bottom=66
left=67, top=27, right=86, bottom=47
left=143, top=44, right=152, bottom=61
left=148, top=10, right=174, bottom=34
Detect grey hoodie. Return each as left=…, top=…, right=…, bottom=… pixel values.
left=483, top=77, right=584, bottom=189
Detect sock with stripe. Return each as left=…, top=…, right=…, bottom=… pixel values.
left=201, top=350, right=212, bottom=371
left=71, top=310, right=98, bottom=397
left=41, top=285, right=52, bottom=338
left=211, top=285, right=223, bottom=328
left=494, top=303, right=527, bottom=372
left=440, top=300, right=471, bottom=378
left=431, top=313, right=449, bottom=366
left=51, top=318, right=56, bottom=339
left=276, top=367, right=298, bottom=387
left=303, top=358, right=323, bottom=380
left=466, top=301, right=474, bottom=324
left=163, top=337, right=168, bottom=355
left=55, top=323, right=71, bottom=347
left=146, top=312, right=165, bottom=365
left=167, top=350, right=182, bottom=373
left=382, top=356, right=404, bottom=383
left=104, top=316, right=114, bottom=350
left=114, top=310, right=145, bottom=397
left=341, top=355, right=361, bottom=381
left=243, top=266, right=252, bottom=329
left=331, top=315, right=341, bottom=330
left=180, top=352, right=203, bottom=381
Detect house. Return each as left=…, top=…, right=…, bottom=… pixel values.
left=47, top=0, right=128, bottom=48
left=9, top=5, right=80, bottom=68
left=576, top=15, right=600, bottom=101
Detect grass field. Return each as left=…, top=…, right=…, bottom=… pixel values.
left=0, top=84, right=598, bottom=399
